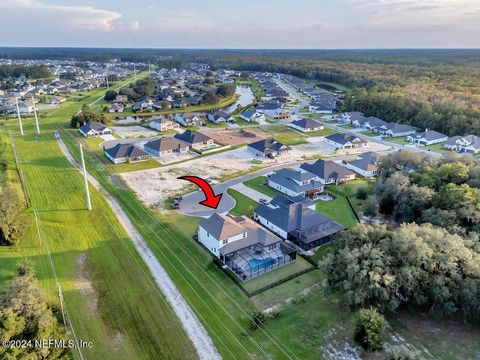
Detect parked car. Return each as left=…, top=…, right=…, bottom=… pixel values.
left=172, top=199, right=180, bottom=209
left=174, top=195, right=183, bottom=201
left=259, top=198, right=268, bottom=204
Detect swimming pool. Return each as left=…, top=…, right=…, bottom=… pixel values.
left=245, top=258, right=276, bottom=273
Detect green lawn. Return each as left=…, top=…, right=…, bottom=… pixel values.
left=315, top=194, right=358, bottom=229
left=339, top=124, right=356, bottom=130
left=304, top=128, right=339, bottom=137
left=422, top=142, right=448, bottom=153
left=0, top=74, right=198, bottom=359
left=359, top=130, right=376, bottom=136
left=242, top=257, right=314, bottom=294
left=385, top=136, right=408, bottom=144
left=262, top=125, right=307, bottom=145
left=250, top=269, right=324, bottom=310
left=226, top=188, right=259, bottom=216
left=60, top=134, right=302, bottom=359
left=243, top=176, right=279, bottom=198
left=315, top=80, right=350, bottom=92
left=308, top=243, right=335, bottom=266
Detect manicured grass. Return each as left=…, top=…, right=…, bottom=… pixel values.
left=315, top=194, right=358, bottom=229
left=0, top=78, right=198, bottom=359
left=385, top=136, right=408, bottom=144
left=339, top=124, right=356, bottom=130
left=61, top=133, right=301, bottom=358
left=309, top=243, right=335, bottom=265
left=226, top=188, right=258, bottom=216
left=262, top=125, right=307, bottom=145
left=242, top=257, right=314, bottom=294
left=359, top=130, right=376, bottom=136
left=423, top=142, right=448, bottom=153
left=304, top=128, right=339, bottom=137
left=250, top=269, right=324, bottom=310
left=234, top=116, right=258, bottom=127
left=205, top=121, right=229, bottom=129
left=243, top=176, right=279, bottom=198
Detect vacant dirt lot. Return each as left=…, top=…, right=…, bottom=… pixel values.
left=200, top=128, right=268, bottom=146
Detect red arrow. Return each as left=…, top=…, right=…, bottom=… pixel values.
left=178, top=176, right=223, bottom=209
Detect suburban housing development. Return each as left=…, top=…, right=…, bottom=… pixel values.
left=1, top=42, right=480, bottom=360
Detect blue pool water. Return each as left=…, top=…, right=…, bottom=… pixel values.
left=246, top=258, right=276, bottom=273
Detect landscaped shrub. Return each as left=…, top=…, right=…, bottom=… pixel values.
left=353, top=307, right=387, bottom=351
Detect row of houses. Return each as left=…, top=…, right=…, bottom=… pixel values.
left=339, top=112, right=480, bottom=154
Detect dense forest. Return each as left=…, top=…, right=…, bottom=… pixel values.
left=0, top=65, right=50, bottom=80
left=324, top=151, right=480, bottom=322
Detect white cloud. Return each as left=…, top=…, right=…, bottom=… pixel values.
left=0, top=0, right=122, bottom=31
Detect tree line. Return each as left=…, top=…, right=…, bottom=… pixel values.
left=324, top=151, right=480, bottom=323
left=0, top=65, right=50, bottom=80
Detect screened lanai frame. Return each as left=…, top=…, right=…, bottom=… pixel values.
left=223, top=242, right=296, bottom=281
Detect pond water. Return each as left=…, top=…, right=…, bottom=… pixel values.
left=222, top=86, right=255, bottom=114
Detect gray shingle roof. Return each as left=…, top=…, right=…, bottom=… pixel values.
left=291, top=118, right=322, bottom=130
left=144, top=137, right=188, bottom=152
left=174, top=130, right=212, bottom=145
left=269, top=169, right=323, bottom=194
left=254, top=195, right=344, bottom=243
left=348, top=152, right=379, bottom=172
left=248, top=138, right=291, bottom=154
left=105, top=143, right=148, bottom=159
left=300, top=160, right=354, bottom=181
left=326, top=133, right=366, bottom=146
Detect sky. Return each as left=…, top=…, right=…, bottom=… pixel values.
left=1, top=0, right=479, bottom=48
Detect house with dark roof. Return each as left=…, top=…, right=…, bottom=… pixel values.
left=300, top=159, right=356, bottom=184
left=344, top=152, right=380, bottom=177
left=247, top=138, right=292, bottom=158
left=256, top=102, right=290, bottom=120
left=240, top=109, right=266, bottom=122
left=207, top=111, right=233, bottom=124
left=104, top=143, right=150, bottom=164
left=407, top=130, right=448, bottom=146
left=253, top=195, right=345, bottom=250
left=443, top=135, right=480, bottom=154
left=149, top=117, right=180, bottom=132
left=325, top=133, right=368, bottom=149
left=197, top=214, right=296, bottom=281
left=378, top=123, right=417, bottom=138
left=144, top=137, right=189, bottom=156
left=308, top=95, right=337, bottom=114
left=174, top=130, right=214, bottom=149
left=79, top=122, right=112, bottom=138
left=268, top=168, right=324, bottom=198
left=337, top=112, right=365, bottom=125
left=363, top=117, right=389, bottom=131
left=175, top=114, right=205, bottom=127
left=289, top=118, right=324, bottom=133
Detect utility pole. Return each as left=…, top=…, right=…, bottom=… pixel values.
left=15, top=97, right=24, bottom=136
left=32, top=96, right=40, bottom=134
left=105, top=72, right=110, bottom=90
left=79, top=144, right=92, bottom=211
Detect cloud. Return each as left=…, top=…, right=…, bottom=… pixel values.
left=0, top=0, right=122, bottom=31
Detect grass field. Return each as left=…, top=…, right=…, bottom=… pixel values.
left=243, top=176, right=279, bottom=198
left=0, top=76, right=199, bottom=359
left=262, top=125, right=308, bottom=145
left=226, top=188, right=259, bottom=216
left=359, top=130, right=376, bottom=136
left=339, top=124, right=356, bottom=130
left=242, top=257, right=314, bottom=294
left=303, top=128, right=339, bottom=137
left=385, top=136, right=408, bottom=144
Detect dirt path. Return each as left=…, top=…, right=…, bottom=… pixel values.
left=57, top=137, right=222, bottom=360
